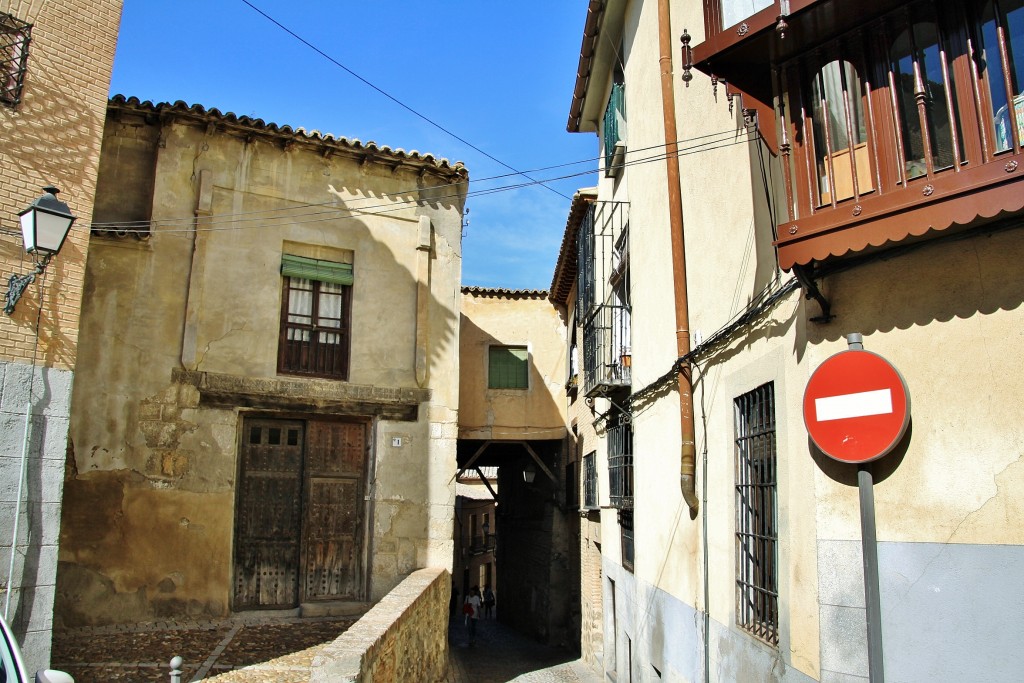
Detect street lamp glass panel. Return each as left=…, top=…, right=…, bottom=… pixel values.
left=20, top=208, right=73, bottom=254
left=17, top=187, right=76, bottom=256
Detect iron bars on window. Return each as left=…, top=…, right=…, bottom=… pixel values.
left=734, top=382, right=779, bottom=646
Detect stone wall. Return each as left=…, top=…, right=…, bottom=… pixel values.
left=310, top=567, right=450, bottom=683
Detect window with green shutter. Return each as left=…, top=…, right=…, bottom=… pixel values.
left=488, top=346, right=529, bottom=389
left=278, top=254, right=353, bottom=380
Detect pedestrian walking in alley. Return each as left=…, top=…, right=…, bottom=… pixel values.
left=483, top=584, right=495, bottom=619
left=464, top=585, right=482, bottom=645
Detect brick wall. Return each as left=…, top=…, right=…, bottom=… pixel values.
left=0, top=0, right=121, bottom=368
left=310, top=567, right=450, bottom=683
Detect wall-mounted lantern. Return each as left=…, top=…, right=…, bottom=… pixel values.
left=523, top=463, right=537, bottom=484
left=4, top=186, right=76, bottom=315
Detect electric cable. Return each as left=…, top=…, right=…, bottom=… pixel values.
left=86, top=127, right=752, bottom=231
left=83, top=131, right=755, bottom=237
left=239, top=0, right=571, bottom=201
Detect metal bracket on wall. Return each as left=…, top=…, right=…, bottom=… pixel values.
left=793, top=264, right=834, bottom=324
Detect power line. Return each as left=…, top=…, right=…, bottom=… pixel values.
left=87, top=128, right=754, bottom=234
left=239, top=0, right=571, bottom=201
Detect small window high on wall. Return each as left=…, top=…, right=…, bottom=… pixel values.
left=488, top=346, right=528, bottom=389
left=278, top=254, right=353, bottom=380
left=0, top=12, right=31, bottom=107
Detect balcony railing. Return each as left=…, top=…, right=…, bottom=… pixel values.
left=468, top=533, right=496, bottom=555
left=608, top=418, right=633, bottom=510
left=577, top=201, right=629, bottom=318
left=583, top=302, right=631, bottom=397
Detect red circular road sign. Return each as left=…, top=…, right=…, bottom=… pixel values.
left=803, top=349, right=910, bottom=463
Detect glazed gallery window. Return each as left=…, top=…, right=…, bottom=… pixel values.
left=809, top=59, right=873, bottom=203
left=784, top=0, right=1024, bottom=212
left=278, top=255, right=352, bottom=380
left=488, top=346, right=528, bottom=389
left=734, top=382, right=778, bottom=646
left=720, top=0, right=773, bottom=29
left=0, top=12, right=31, bottom=107
left=979, top=0, right=1024, bottom=152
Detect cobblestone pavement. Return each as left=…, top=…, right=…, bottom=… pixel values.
left=446, top=615, right=603, bottom=683
left=52, top=616, right=356, bottom=683
left=52, top=613, right=603, bottom=682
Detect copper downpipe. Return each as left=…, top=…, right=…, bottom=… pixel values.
left=658, top=0, right=698, bottom=512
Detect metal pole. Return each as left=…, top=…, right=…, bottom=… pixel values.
left=848, top=333, right=884, bottom=682
left=4, top=399, right=32, bottom=619
left=858, top=467, right=885, bottom=682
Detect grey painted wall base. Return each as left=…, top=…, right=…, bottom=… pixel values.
left=818, top=540, right=1024, bottom=683
left=0, top=361, right=73, bottom=674
left=602, top=558, right=817, bottom=683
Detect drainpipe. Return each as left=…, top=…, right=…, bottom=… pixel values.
left=658, top=0, right=698, bottom=513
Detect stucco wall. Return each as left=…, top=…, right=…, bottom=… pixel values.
left=57, top=104, right=465, bottom=625
left=458, top=291, right=567, bottom=441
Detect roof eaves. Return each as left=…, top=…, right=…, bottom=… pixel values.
left=567, top=0, right=606, bottom=133
left=549, top=188, right=598, bottom=306
left=109, top=95, right=469, bottom=181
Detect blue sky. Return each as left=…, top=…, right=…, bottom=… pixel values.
left=109, top=1, right=599, bottom=290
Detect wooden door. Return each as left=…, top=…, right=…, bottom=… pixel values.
left=233, top=419, right=304, bottom=609
left=302, top=420, right=367, bottom=601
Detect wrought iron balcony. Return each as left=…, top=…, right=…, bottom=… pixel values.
left=469, top=533, right=496, bottom=555
left=583, top=302, right=631, bottom=397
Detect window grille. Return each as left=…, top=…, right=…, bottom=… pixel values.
left=734, top=382, right=778, bottom=645
left=583, top=452, right=598, bottom=510
left=0, top=12, right=31, bottom=107
left=488, top=346, right=529, bottom=389
left=608, top=413, right=633, bottom=510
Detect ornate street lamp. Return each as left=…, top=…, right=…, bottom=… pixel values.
left=4, top=186, right=76, bottom=315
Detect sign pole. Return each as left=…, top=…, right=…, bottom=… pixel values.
left=858, top=465, right=884, bottom=682
left=805, top=332, right=909, bottom=683
left=846, top=332, right=884, bottom=682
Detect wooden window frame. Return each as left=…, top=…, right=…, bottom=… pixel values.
left=277, top=276, right=352, bottom=381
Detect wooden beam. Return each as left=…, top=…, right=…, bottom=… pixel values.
left=474, top=466, right=499, bottom=502
left=453, top=441, right=492, bottom=482
left=519, top=441, right=557, bottom=483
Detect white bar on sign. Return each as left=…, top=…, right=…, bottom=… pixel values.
left=815, top=389, right=893, bottom=422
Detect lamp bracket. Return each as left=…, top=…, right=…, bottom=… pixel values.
left=3, top=255, right=50, bottom=316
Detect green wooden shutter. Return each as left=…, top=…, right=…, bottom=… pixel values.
left=280, top=254, right=353, bottom=285
left=489, top=346, right=529, bottom=389
left=604, top=82, right=625, bottom=168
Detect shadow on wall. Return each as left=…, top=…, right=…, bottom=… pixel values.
left=457, top=311, right=564, bottom=433
left=811, top=225, right=1024, bottom=344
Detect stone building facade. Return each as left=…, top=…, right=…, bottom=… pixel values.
left=0, top=0, right=121, bottom=671
left=56, top=97, right=467, bottom=626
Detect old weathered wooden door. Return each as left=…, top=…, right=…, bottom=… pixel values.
left=233, top=418, right=367, bottom=609
left=302, top=421, right=366, bottom=601
left=233, top=419, right=304, bottom=609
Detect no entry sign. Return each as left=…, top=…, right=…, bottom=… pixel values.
left=803, top=349, right=910, bottom=463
